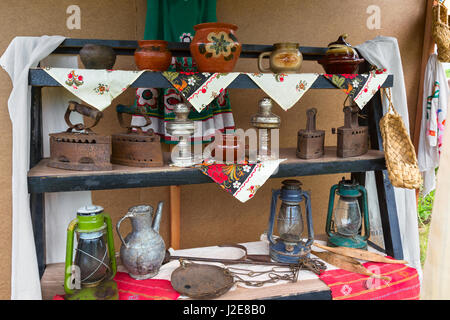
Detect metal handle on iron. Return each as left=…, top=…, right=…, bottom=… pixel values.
left=116, top=212, right=134, bottom=249
left=302, top=191, right=315, bottom=247
left=116, top=104, right=152, bottom=133
left=65, top=101, right=103, bottom=132
left=357, top=185, right=370, bottom=241
left=268, top=189, right=281, bottom=245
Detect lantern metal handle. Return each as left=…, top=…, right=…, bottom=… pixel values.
left=302, top=191, right=315, bottom=247
left=103, top=213, right=117, bottom=280
left=64, top=218, right=78, bottom=295
left=357, top=185, right=370, bottom=241
left=325, top=184, right=339, bottom=238
left=267, top=189, right=281, bottom=245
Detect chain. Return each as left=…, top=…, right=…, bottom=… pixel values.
left=224, top=256, right=327, bottom=287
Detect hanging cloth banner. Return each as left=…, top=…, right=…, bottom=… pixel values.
left=198, top=159, right=286, bottom=203
left=162, top=71, right=240, bottom=113
left=42, top=67, right=145, bottom=111
left=323, top=69, right=389, bottom=109
left=247, top=73, right=319, bottom=111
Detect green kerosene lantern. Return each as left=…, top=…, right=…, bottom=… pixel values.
left=326, top=178, right=370, bottom=249
left=64, top=205, right=118, bottom=300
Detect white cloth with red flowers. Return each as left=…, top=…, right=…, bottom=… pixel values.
left=247, top=73, right=320, bottom=111
left=42, top=67, right=145, bottom=110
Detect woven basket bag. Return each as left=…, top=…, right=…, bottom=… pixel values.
left=379, top=89, right=422, bottom=189
left=432, top=2, right=450, bottom=62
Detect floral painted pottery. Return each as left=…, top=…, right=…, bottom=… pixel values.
left=134, top=40, right=172, bottom=71
left=190, top=22, right=242, bottom=72
left=79, top=44, right=116, bottom=70
left=318, top=34, right=364, bottom=74
left=258, top=43, right=303, bottom=73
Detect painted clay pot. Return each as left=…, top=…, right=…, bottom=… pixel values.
left=190, top=22, right=242, bottom=72
left=134, top=40, right=172, bottom=71
left=79, top=44, right=116, bottom=69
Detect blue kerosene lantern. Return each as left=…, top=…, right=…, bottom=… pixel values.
left=267, top=180, right=314, bottom=263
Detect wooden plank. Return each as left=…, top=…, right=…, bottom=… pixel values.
left=51, top=38, right=328, bottom=60
left=27, top=147, right=387, bottom=193
left=30, top=85, right=46, bottom=279
left=28, top=68, right=394, bottom=89
left=40, top=262, right=330, bottom=301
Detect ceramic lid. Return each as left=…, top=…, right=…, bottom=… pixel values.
left=324, top=34, right=360, bottom=60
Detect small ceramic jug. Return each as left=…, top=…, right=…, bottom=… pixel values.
left=258, top=43, right=303, bottom=73
left=116, top=203, right=165, bottom=280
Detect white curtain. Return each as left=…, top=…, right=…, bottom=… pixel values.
left=356, top=36, right=422, bottom=281
left=0, top=36, right=66, bottom=299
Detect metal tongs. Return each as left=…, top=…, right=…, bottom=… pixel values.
left=163, top=243, right=326, bottom=275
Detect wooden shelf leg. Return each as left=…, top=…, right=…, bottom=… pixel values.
left=30, top=85, right=46, bottom=278
left=170, top=185, right=181, bottom=250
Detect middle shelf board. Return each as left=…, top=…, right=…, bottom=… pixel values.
left=29, top=68, right=394, bottom=89
left=28, top=147, right=386, bottom=193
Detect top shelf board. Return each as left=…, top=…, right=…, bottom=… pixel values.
left=29, top=68, right=394, bottom=89
left=51, top=38, right=329, bottom=60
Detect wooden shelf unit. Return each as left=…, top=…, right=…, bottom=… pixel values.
left=28, top=39, right=403, bottom=300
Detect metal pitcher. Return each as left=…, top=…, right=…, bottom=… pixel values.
left=116, top=202, right=165, bottom=280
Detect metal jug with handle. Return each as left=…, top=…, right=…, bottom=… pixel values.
left=116, top=202, right=165, bottom=280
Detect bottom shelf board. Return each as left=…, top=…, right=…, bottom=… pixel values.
left=40, top=263, right=331, bottom=301
left=28, top=147, right=386, bottom=193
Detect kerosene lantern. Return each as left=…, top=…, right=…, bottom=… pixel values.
left=267, top=180, right=314, bottom=263
left=64, top=205, right=118, bottom=300
left=250, top=97, right=281, bottom=161
left=166, top=103, right=200, bottom=167
left=326, top=178, right=370, bottom=249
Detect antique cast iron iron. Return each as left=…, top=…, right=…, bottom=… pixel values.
left=296, top=108, right=325, bottom=159
left=250, top=97, right=281, bottom=161
left=48, top=101, right=112, bottom=171
left=111, top=104, right=163, bottom=167
left=326, top=178, right=370, bottom=249
left=268, top=179, right=314, bottom=263
left=335, top=101, right=368, bottom=158
left=64, top=205, right=118, bottom=300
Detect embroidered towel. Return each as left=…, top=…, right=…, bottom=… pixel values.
left=319, top=261, right=420, bottom=300
left=162, top=71, right=240, bottom=113
left=323, top=70, right=389, bottom=109
left=42, top=67, right=145, bottom=111
left=247, top=73, right=319, bottom=111
left=53, top=272, right=180, bottom=300
left=198, top=159, right=285, bottom=203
